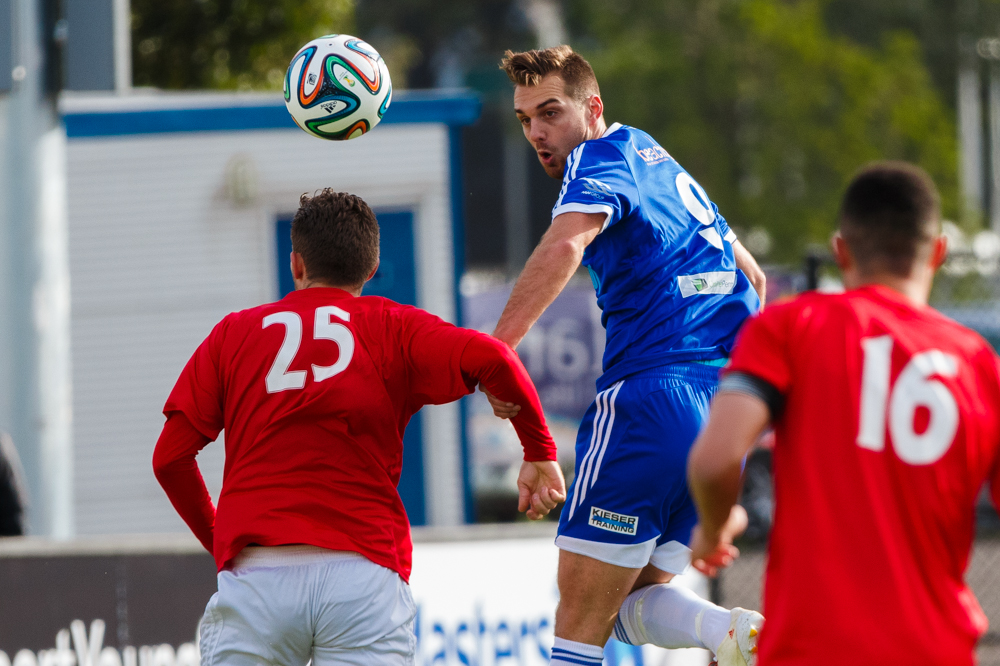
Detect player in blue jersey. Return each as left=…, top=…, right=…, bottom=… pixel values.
left=490, top=46, right=767, bottom=666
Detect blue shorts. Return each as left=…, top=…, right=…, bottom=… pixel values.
left=556, top=363, right=719, bottom=573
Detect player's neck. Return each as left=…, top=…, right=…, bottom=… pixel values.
left=843, top=271, right=932, bottom=307
left=294, top=278, right=362, bottom=296
left=586, top=117, right=608, bottom=141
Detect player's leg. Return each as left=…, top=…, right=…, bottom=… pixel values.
left=198, top=550, right=315, bottom=666
left=550, top=377, right=681, bottom=664
left=613, top=366, right=763, bottom=664
left=310, top=550, right=416, bottom=666
left=553, top=550, right=645, bottom=643
left=616, top=535, right=746, bottom=656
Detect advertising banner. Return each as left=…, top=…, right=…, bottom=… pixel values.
left=0, top=535, right=709, bottom=666
left=409, top=536, right=710, bottom=666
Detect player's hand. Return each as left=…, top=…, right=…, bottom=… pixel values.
left=481, top=385, right=521, bottom=419
left=516, top=460, right=567, bottom=520
left=690, top=504, right=749, bottom=578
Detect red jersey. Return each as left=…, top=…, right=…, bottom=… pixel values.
left=156, top=288, right=556, bottom=580
left=727, top=285, right=1000, bottom=666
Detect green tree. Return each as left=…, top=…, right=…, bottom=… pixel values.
left=568, top=0, right=958, bottom=262
left=131, top=0, right=354, bottom=90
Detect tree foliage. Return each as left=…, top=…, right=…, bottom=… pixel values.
left=131, top=0, right=354, bottom=90
left=567, top=0, right=958, bottom=262
left=130, top=0, right=967, bottom=264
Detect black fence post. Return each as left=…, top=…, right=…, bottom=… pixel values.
left=805, top=252, right=823, bottom=292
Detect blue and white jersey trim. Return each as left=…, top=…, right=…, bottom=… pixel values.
left=567, top=380, right=624, bottom=520
left=554, top=143, right=586, bottom=210
left=551, top=202, right=614, bottom=231
left=552, top=124, right=625, bottom=233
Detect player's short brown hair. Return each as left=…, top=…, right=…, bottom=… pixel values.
left=500, top=45, right=600, bottom=104
left=838, top=162, right=941, bottom=277
left=291, top=189, right=379, bottom=287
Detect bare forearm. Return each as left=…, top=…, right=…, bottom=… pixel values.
left=734, top=240, right=766, bottom=306
left=460, top=335, right=557, bottom=461
left=493, top=238, right=583, bottom=348
left=688, top=457, right=743, bottom=538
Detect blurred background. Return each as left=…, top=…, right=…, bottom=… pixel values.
left=4, top=0, right=1000, bottom=664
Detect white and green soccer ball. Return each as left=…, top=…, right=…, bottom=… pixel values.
left=284, top=34, right=392, bottom=140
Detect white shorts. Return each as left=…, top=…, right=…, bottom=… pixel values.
left=199, top=546, right=416, bottom=666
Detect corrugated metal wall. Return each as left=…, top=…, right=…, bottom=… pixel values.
left=66, top=120, right=457, bottom=534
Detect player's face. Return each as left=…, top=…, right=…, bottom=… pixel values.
left=514, top=75, right=595, bottom=179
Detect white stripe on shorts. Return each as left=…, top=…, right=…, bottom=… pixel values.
left=567, top=386, right=609, bottom=520
left=567, top=381, right=623, bottom=520
left=589, top=381, right=624, bottom=490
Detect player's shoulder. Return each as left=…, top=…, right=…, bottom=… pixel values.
left=572, top=123, right=637, bottom=164
left=353, top=295, right=449, bottom=332
left=829, top=286, right=995, bottom=358
left=747, top=290, right=829, bottom=325
left=739, top=290, right=860, bottom=344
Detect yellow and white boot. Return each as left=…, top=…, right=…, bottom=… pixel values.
left=713, top=607, right=763, bottom=666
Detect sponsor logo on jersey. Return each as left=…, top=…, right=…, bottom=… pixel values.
left=634, top=144, right=672, bottom=165
left=678, top=271, right=737, bottom=298
left=589, top=506, right=638, bottom=535
left=581, top=177, right=613, bottom=198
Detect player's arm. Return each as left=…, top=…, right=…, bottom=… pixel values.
left=687, top=373, right=779, bottom=576
left=733, top=239, right=766, bottom=307
left=460, top=334, right=566, bottom=520
left=152, top=412, right=216, bottom=554
left=492, top=211, right=604, bottom=349
left=483, top=211, right=604, bottom=418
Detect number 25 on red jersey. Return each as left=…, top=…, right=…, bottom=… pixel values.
left=857, top=335, right=959, bottom=465
left=263, top=306, right=355, bottom=393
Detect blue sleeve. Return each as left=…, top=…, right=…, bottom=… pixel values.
left=551, top=140, right=638, bottom=233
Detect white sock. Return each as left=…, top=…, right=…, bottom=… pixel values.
left=614, top=583, right=731, bottom=653
left=550, top=636, right=604, bottom=665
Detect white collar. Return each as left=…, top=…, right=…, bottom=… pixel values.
left=602, top=122, right=623, bottom=138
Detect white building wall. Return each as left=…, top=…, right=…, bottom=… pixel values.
left=65, top=113, right=461, bottom=534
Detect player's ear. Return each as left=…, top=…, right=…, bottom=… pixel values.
left=366, top=260, right=379, bottom=282
left=831, top=232, right=852, bottom=272
left=588, top=94, right=603, bottom=125
left=290, top=252, right=307, bottom=283
left=930, top=234, right=948, bottom=271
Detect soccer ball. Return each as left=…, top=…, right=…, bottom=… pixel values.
left=284, top=35, right=392, bottom=140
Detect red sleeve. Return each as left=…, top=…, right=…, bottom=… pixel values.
left=152, top=412, right=215, bottom=554
left=397, top=306, right=480, bottom=406
left=163, top=319, right=227, bottom=440
left=982, top=351, right=1000, bottom=512
left=460, top=334, right=558, bottom=462
left=725, top=302, right=795, bottom=393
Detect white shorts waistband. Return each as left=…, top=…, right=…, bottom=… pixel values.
left=231, top=545, right=364, bottom=571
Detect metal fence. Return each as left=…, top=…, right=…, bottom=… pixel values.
left=715, top=534, right=1000, bottom=664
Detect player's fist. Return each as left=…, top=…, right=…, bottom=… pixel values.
left=690, top=504, right=748, bottom=578
left=516, top=460, right=566, bottom=520
left=481, top=384, right=521, bottom=419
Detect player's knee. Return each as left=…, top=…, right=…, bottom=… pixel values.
left=614, top=585, right=653, bottom=645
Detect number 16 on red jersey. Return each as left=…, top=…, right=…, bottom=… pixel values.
left=857, top=335, right=959, bottom=465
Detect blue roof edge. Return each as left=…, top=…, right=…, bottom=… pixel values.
left=63, top=89, right=482, bottom=138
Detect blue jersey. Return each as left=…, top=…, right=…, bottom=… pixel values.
left=552, top=123, right=760, bottom=388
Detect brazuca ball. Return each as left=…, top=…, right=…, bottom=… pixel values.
left=284, top=34, right=392, bottom=140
